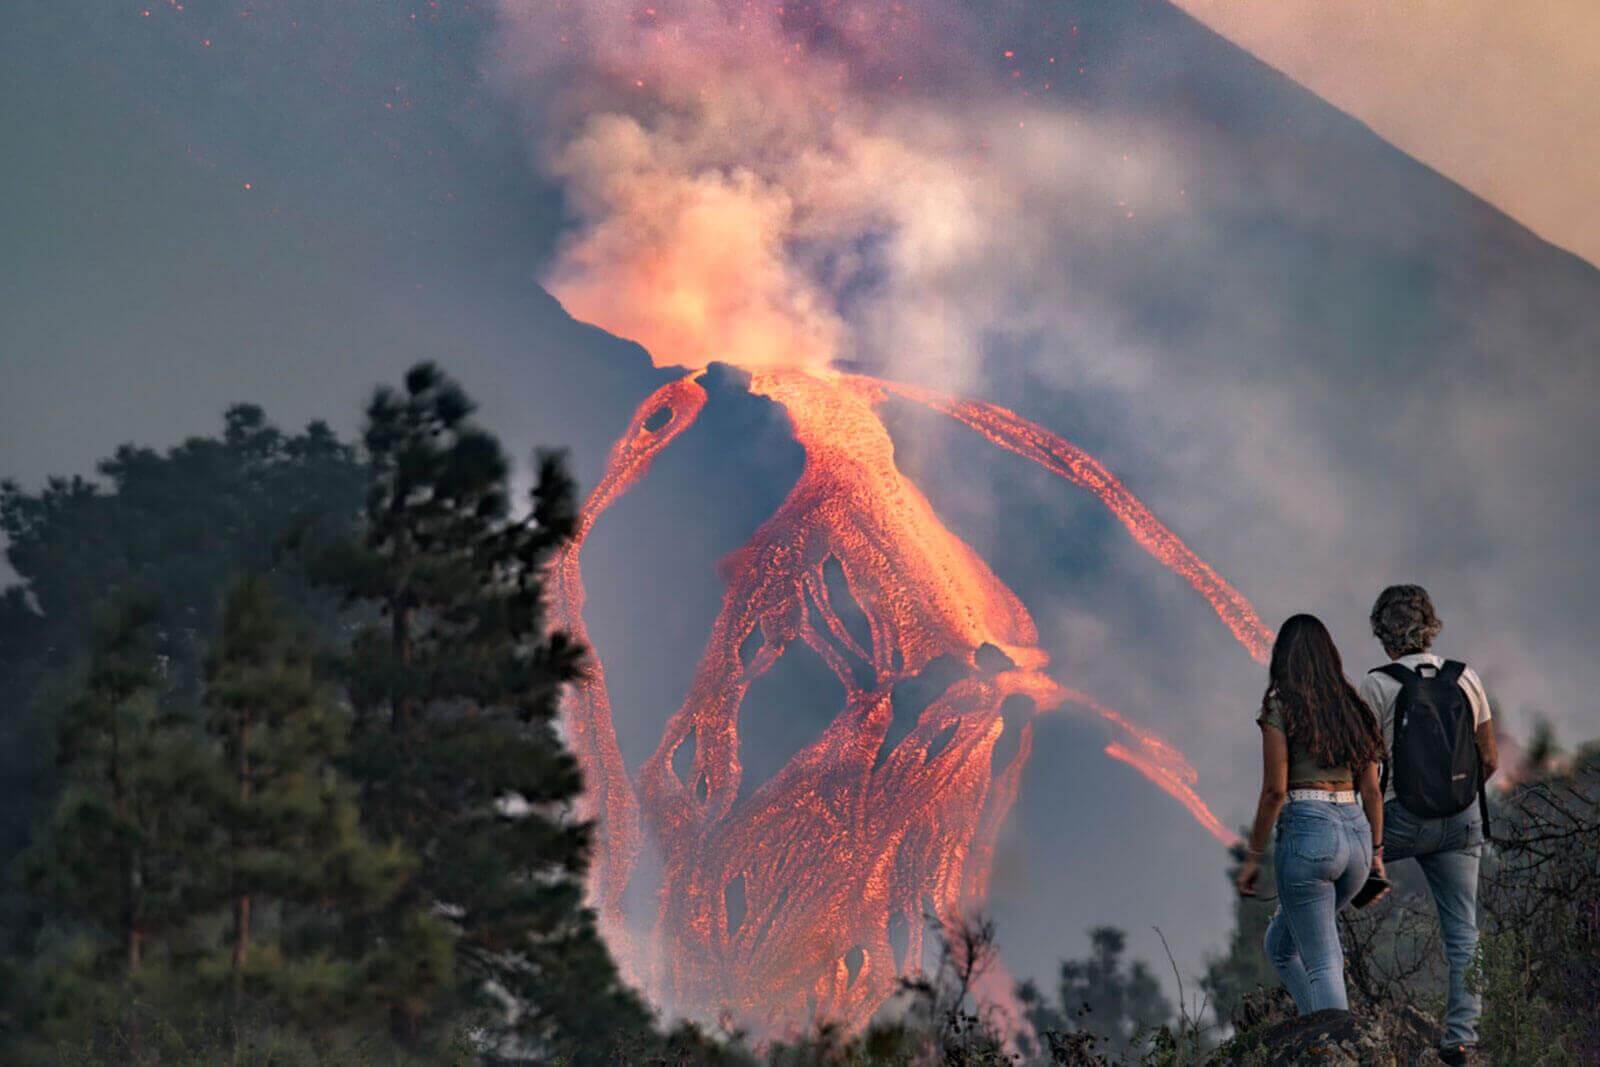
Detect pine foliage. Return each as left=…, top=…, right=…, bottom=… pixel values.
left=199, top=575, right=411, bottom=1026
left=312, top=363, right=653, bottom=1059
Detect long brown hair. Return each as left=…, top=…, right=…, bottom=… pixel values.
left=1263, top=614, right=1384, bottom=769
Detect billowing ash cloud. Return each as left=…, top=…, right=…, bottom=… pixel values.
left=491, top=0, right=1174, bottom=386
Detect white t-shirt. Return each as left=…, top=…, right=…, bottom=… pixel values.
left=1358, top=652, right=1491, bottom=802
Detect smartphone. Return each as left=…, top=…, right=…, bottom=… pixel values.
left=1350, top=873, right=1392, bottom=910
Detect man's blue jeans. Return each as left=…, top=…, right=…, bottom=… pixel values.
left=1265, top=799, right=1373, bottom=1013
left=1384, top=799, right=1484, bottom=1048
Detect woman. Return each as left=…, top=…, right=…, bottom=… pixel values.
left=1235, top=614, right=1388, bottom=1014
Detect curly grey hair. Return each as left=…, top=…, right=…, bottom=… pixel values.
left=1370, top=584, right=1442, bottom=657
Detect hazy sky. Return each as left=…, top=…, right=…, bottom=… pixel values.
left=3, top=0, right=1598, bottom=1016
left=1173, top=0, right=1600, bottom=269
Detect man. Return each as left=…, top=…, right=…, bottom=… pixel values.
left=1359, top=584, right=1498, bottom=1066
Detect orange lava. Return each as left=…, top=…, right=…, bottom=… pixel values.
left=550, top=366, right=1261, bottom=1034
left=1103, top=742, right=1240, bottom=848
left=1051, top=688, right=1242, bottom=848
left=549, top=375, right=708, bottom=948
left=881, top=382, right=1273, bottom=663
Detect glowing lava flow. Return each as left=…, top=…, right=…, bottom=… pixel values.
left=1056, top=688, right=1241, bottom=848
left=882, top=383, right=1273, bottom=663
left=549, top=366, right=1265, bottom=1034
left=549, top=375, right=708, bottom=950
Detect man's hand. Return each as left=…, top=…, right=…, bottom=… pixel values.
left=1236, top=857, right=1262, bottom=897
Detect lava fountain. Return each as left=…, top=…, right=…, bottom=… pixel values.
left=548, top=365, right=1270, bottom=1033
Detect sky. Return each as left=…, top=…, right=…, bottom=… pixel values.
left=4, top=0, right=1599, bottom=1018
left=1171, top=0, right=1600, bottom=270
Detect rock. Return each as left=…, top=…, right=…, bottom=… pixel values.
left=1250, top=1009, right=1398, bottom=1065
left=1230, top=986, right=1298, bottom=1033
left=1210, top=996, right=1444, bottom=1066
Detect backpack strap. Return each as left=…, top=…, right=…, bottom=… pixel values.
left=1369, top=664, right=1416, bottom=796
left=1437, top=659, right=1467, bottom=686
left=1479, top=775, right=1493, bottom=844
left=1371, top=663, right=1418, bottom=685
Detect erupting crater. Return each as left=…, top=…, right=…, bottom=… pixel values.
left=549, top=364, right=1270, bottom=1035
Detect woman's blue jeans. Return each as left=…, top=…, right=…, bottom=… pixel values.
left=1264, top=799, right=1372, bottom=1013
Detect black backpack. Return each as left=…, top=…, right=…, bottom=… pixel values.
left=1372, top=660, right=1489, bottom=832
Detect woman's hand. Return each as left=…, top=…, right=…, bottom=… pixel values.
left=1235, top=856, right=1263, bottom=897
left=1367, top=856, right=1391, bottom=903
left=1242, top=723, right=1289, bottom=899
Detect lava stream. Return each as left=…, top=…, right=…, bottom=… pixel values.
left=1054, top=687, right=1242, bottom=848
left=880, top=381, right=1273, bottom=663
left=549, top=367, right=1261, bottom=1034
left=549, top=374, right=708, bottom=945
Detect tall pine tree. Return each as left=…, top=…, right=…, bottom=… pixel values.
left=10, top=598, right=212, bottom=1062
left=314, top=363, right=653, bottom=1060
left=26, top=595, right=211, bottom=975
left=200, top=574, right=411, bottom=1030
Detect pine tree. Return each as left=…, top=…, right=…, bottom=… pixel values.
left=1019, top=925, right=1174, bottom=1058
left=25, top=595, right=211, bottom=976
left=199, top=574, right=410, bottom=1030
left=313, top=363, right=653, bottom=1059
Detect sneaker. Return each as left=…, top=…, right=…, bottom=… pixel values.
left=1438, top=1045, right=1478, bottom=1066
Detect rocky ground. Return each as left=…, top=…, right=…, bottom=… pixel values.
left=1208, top=988, right=1458, bottom=1067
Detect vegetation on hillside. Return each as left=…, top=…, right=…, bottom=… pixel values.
left=0, top=366, right=667, bottom=1063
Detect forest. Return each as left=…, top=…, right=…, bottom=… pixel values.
left=1, top=364, right=1594, bottom=1065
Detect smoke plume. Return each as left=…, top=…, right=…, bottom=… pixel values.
left=493, top=0, right=1172, bottom=387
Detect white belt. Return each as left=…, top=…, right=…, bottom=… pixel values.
left=1289, top=789, right=1357, bottom=804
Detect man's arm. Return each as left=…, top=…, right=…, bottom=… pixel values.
left=1476, top=721, right=1499, bottom=780
left=1462, top=667, right=1498, bottom=779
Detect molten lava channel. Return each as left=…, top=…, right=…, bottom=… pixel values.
left=549, top=366, right=1269, bottom=1035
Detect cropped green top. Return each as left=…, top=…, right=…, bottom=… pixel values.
left=1256, top=693, right=1354, bottom=788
